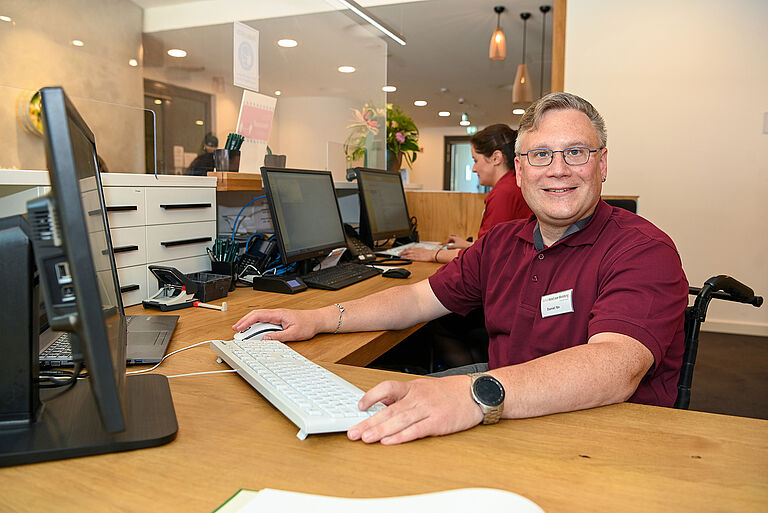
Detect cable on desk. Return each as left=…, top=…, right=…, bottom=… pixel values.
left=167, top=369, right=237, bottom=379
left=126, top=340, right=212, bottom=375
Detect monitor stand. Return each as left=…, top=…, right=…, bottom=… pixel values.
left=0, top=374, right=177, bottom=467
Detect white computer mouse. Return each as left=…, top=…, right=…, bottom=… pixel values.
left=233, top=322, right=283, bottom=341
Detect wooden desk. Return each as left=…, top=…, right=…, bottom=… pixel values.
left=2, top=262, right=767, bottom=512
left=130, top=261, right=441, bottom=366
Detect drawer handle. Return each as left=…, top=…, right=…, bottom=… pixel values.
left=113, top=245, right=140, bottom=254
left=120, top=284, right=140, bottom=293
left=160, top=203, right=212, bottom=210
left=161, top=236, right=212, bottom=248
left=106, top=205, right=139, bottom=212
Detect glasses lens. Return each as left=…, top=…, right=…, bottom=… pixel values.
left=563, top=147, right=589, bottom=165
left=528, top=149, right=552, bottom=166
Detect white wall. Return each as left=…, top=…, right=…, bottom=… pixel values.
left=565, top=0, right=768, bottom=335
left=0, top=0, right=144, bottom=173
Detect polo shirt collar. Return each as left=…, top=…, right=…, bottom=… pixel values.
left=527, top=200, right=612, bottom=251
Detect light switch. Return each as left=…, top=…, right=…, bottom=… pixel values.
left=764, top=112, right=768, bottom=134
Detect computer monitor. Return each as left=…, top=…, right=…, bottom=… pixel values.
left=354, top=167, right=412, bottom=247
left=0, top=87, right=176, bottom=466
left=261, top=167, right=347, bottom=269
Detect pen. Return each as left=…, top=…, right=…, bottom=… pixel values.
left=206, top=247, right=216, bottom=262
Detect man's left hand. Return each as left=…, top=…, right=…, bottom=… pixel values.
left=347, top=375, right=484, bottom=445
left=399, top=247, right=439, bottom=262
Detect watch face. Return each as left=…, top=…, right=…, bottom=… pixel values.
left=473, top=376, right=505, bottom=406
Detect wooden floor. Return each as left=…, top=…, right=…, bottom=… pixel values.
left=689, top=331, right=768, bottom=420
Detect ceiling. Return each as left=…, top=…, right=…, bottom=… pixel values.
left=133, top=0, right=555, bottom=129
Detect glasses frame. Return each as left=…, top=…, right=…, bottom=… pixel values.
left=519, top=146, right=603, bottom=167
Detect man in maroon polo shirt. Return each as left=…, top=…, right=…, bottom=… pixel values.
left=234, top=92, right=689, bottom=445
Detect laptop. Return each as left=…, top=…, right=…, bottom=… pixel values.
left=39, top=312, right=179, bottom=366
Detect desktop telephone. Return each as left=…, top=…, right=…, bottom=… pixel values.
left=343, top=224, right=376, bottom=263
left=237, top=234, right=278, bottom=277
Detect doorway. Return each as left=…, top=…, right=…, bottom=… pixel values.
left=143, top=80, right=213, bottom=174
left=443, top=136, right=489, bottom=193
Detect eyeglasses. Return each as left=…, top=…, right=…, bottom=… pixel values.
left=519, top=147, right=602, bottom=167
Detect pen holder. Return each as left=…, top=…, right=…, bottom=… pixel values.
left=211, top=261, right=237, bottom=291
left=214, top=149, right=241, bottom=172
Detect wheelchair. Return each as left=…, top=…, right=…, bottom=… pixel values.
left=675, top=275, right=764, bottom=409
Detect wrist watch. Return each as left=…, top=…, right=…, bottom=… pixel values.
left=468, top=373, right=505, bottom=424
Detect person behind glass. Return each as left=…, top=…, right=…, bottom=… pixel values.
left=187, top=133, right=218, bottom=176
left=400, top=124, right=533, bottom=263
left=233, top=92, right=689, bottom=445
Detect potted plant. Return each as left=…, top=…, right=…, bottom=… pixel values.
left=385, top=104, right=419, bottom=171
left=344, top=103, right=420, bottom=171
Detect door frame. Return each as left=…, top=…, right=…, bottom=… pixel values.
left=443, top=135, right=472, bottom=190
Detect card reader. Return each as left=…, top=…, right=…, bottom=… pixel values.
left=251, top=276, right=308, bottom=294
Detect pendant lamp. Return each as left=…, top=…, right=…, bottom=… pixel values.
left=539, top=5, right=551, bottom=97
left=512, top=12, right=533, bottom=104
left=489, top=6, right=506, bottom=61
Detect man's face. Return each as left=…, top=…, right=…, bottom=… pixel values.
left=514, top=109, right=607, bottom=234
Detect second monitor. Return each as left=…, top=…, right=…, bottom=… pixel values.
left=354, top=168, right=413, bottom=248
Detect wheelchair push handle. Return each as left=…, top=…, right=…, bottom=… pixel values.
left=689, top=275, right=763, bottom=308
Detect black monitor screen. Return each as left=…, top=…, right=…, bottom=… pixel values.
left=356, top=168, right=411, bottom=243
left=35, top=87, right=126, bottom=432
left=261, top=167, right=347, bottom=264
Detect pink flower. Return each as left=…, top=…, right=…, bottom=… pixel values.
left=395, top=132, right=406, bottom=143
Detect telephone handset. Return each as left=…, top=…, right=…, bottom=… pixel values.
left=343, top=224, right=376, bottom=263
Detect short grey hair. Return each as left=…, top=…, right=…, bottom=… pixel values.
left=515, top=92, right=607, bottom=154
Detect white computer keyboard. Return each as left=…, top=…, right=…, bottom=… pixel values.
left=210, top=339, right=385, bottom=440
left=377, top=241, right=444, bottom=256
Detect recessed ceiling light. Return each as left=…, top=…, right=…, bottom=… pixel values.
left=277, top=39, right=298, bottom=48
left=195, top=120, right=204, bottom=126
left=167, top=48, right=187, bottom=58
left=459, top=120, right=471, bottom=126
left=414, top=100, right=427, bottom=107
left=0, top=15, right=12, bottom=22
left=513, top=108, right=525, bottom=115
left=275, top=90, right=282, bottom=96
left=154, top=99, right=162, bottom=105
left=438, top=111, right=450, bottom=117
left=337, top=65, right=356, bottom=73
left=128, top=59, right=138, bottom=67
left=382, top=85, right=397, bottom=92
left=71, top=40, right=84, bottom=47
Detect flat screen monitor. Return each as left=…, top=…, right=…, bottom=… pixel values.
left=0, top=87, right=176, bottom=467
left=355, top=167, right=412, bottom=246
left=261, top=167, right=347, bottom=265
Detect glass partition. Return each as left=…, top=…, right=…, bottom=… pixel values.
left=0, top=0, right=387, bottom=177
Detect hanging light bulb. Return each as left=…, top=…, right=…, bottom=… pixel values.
left=512, top=12, right=533, bottom=104
left=460, top=113, right=471, bottom=126
left=489, top=6, right=506, bottom=61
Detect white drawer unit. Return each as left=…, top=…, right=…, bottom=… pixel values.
left=0, top=171, right=218, bottom=307
left=101, top=173, right=218, bottom=306
left=110, top=226, right=147, bottom=268
left=145, top=221, right=216, bottom=263
left=117, top=264, right=148, bottom=308
left=145, top=187, right=216, bottom=225
left=102, top=186, right=145, bottom=228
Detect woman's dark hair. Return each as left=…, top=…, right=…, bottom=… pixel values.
left=470, top=124, right=517, bottom=169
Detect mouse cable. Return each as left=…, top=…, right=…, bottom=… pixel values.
left=166, top=369, right=237, bottom=379
left=126, top=340, right=212, bottom=375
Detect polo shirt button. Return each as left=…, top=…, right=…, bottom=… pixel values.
left=538, top=254, right=544, bottom=260
left=532, top=275, right=538, bottom=282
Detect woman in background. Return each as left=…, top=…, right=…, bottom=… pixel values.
left=400, top=123, right=532, bottom=263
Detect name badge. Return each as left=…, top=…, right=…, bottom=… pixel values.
left=540, top=289, right=574, bottom=318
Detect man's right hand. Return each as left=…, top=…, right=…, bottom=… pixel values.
left=232, top=308, right=328, bottom=342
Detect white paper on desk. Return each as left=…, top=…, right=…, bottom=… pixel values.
left=313, top=247, right=347, bottom=271
left=221, top=488, right=544, bottom=513
left=236, top=90, right=277, bottom=173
